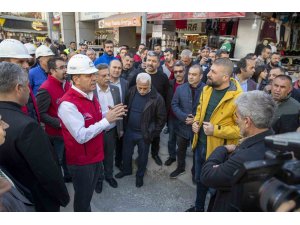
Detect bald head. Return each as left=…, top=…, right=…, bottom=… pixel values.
left=109, top=59, right=122, bottom=79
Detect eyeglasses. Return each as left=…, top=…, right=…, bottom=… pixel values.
left=174, top=70, right=184, bottom=74
left=55, top=65, right=67, bottom=70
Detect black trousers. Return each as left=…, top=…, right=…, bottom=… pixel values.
left=68, top=162, right=103, bottom=212
left=176, top=135, right=190, bottom=170
left=115, top=136, right=123, bottom=166
left=151, top=136, right=160, bottom=157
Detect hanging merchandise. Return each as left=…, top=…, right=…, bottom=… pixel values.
left=260, top=19, right=277, bottom=43
left=226, top=20, right=234, bottom=35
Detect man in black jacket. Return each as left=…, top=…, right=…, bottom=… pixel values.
left=0, top=62, right=69, bottom=211
left=201, top=90, right=276, bottom=212
left=115, top=73, right=166, bottom=187
left=129, top=51, right=169, bottom=166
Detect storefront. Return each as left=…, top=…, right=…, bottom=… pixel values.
left=147, top=12, right=245, bottom=58
left=0, top=15, right=47, bottom=41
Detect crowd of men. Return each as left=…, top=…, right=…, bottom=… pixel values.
left=0, top=37, right=300, bottom=212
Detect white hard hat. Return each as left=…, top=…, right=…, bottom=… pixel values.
left=67, top=54, right=98, bottom=75
left=0, top=39, right=32, bottom=59
left=35, top=45, right=54, bottom=58
left=24, top=43, right=36, bottom=55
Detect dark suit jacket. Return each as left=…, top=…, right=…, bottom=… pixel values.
left=247, top=79, right=257, bottom=92
left=201, top=129, right=274, bottom=212
left=119, top=78, right=129, bottom=103
left=0, top=101, right=70, bottom=211
left=94, top=84, right=124, bottom=138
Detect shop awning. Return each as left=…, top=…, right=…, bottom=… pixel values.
left=2, top=27, right=48, bottom=35
left=98, top=12, right=143, bottom=28
left=147, top=12, right=246, bottom=21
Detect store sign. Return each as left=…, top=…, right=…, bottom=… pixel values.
left=52, top=12, right=61, bottom=25
left=98, top=16, right=141, bottom=28
left=176, top=22, right=205, bottom=34
left=32, top=21, right=45, bottom=31
left=80, top=12, right=117, bottom=21
left=147, top=12, right=246, bottom=21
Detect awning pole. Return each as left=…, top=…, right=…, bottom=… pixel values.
left=141, top=12, right=147, bottom=45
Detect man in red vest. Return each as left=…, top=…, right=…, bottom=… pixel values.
left=37, top=57, right=72, bottom=183
left=58, top=54, right=127, bottom=212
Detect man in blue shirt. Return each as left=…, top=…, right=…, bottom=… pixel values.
left=94, top=40, right=116, bottom=66
left=29, top=45, right=54, bottom=95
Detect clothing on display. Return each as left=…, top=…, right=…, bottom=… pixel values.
left=260, top=20, right=277, bottom=43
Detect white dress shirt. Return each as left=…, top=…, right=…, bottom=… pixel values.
left=96, top=84, right=116, bottom=130
left=58, top=85, right=110, bottom=144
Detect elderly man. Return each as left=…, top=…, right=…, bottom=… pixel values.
left=115, top=73, right=166, bottom=187
left=58, top=55, right=126, bottom=211
left=180, top=49, right=194, bottom=81
left=201, top=91, right=276, bottom=212
left=86, top=48, right=97, bottom=63
left=129, top=51, right=169, bottom=166
left=0, top=62, right=70, bottom=211
left=271, top=75, right=300, bottom=134
left=29, top=45, right=55, bottom=95
left=187, top=58, right=242, bottom=212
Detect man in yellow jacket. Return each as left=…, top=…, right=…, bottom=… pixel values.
left=186, top=58, right=242, bottom=212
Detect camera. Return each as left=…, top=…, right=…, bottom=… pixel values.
left=232, top=132, right=300, bottom=212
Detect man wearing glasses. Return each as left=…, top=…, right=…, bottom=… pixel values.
left=36, top=57, right=72, bottom=183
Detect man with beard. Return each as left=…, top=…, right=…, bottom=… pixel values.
left=121, top=53, right=137, bottom=84
left=129, top=51, right=169, bottom=166
left=186, top=58, right=242, bottom=212
left=36, top=57, right=72, bottom=183
left=234, top=57, right=256, bottom=92
left=266, top=52, right=281, bottom=73
left=94, top=40, right=117, bottom=66
left=162, top=48, right=176, bottom=80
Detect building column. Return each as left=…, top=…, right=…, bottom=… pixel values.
left=60, top=12, right=76, bottom=46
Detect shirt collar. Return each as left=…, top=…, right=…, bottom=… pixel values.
left=97, top=83, right=110, bottom=93
left=71, top=85, right=94, bottom=100
left=110, top=78, right=120, bottom=85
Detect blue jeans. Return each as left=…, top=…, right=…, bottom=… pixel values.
left=122, top=129, right=150, bottom=177
left=194, top=141, right=208, bottom=211
left=167, top=116, right=177, bottom=159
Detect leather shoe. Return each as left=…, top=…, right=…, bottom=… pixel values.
left=136, top=176, right=143, bottom=188
left=152, top=155, right=162, bottom=166
left=115, top=171, right=131, bottom=179
left=95, top=181, right=103, bottom=193
left=105, top=178, right=118, bottom=188
left=164, top=157, right=176, bottom=166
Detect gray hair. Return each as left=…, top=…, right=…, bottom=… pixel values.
left=136, top=72, right=151, bottom=86
left=213, top=58, right=234, bottom=76
left=189, top=64, right=203, bottom=75
left=180, top=49, right=193, bottom=58
left=0, top=62, right=28, bottom=93
left=235, top=90, right=276, bottom=129
left=96, top=63, right=109, bottom=71
left=86, top=48, right=96, bottom=55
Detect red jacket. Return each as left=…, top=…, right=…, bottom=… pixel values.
left=39, top=76, right=71, bottom=136
left=59, top=88, right=104, bottom=165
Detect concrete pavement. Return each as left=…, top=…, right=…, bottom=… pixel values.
left=61, top=131, right=201, bottom=212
